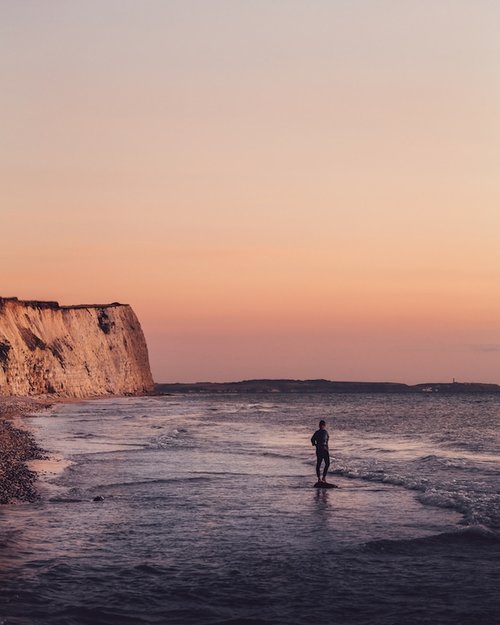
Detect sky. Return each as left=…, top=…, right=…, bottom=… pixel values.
left=1, top=1, right=499, bottom=383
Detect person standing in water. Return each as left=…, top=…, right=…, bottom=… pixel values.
left=311, top=419, right=330, bottom=483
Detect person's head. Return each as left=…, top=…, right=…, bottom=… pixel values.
left=319, top=420, right=326, bottom=429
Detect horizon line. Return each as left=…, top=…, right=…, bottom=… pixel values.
left=153, top=378, right=499, bottom=387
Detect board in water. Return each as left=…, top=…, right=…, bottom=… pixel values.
left=313, top=482, right=339, bottom=489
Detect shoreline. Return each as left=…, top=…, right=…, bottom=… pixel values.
left=0, top=397, right=53, bottom=504
left=0, top=394, right=148, bottom=505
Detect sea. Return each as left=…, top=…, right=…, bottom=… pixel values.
left=1, top=393, right=499, bottom=625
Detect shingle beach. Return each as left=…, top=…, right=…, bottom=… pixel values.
left=0, top=397, right=50, bottom=503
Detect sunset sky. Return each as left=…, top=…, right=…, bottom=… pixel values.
left=2, top=1, right=499, bottom=383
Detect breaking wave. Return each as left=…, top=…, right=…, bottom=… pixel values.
left=331, top=463, right=500, bottom=528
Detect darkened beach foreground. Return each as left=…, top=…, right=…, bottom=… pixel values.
left=1, top=392, right=499, bottom=625
left=0, top=397, right=50, bottom=504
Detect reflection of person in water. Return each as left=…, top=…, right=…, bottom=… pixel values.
left=311, top=419, right=330, bottom=484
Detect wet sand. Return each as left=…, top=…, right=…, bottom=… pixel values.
left=0, top=397, right=51, bottom=504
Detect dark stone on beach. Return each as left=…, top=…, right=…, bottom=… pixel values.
left=93, top=496, right=105, bottom=502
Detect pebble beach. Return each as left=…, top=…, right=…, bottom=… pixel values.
left=0, top=397, right=50, bottom=504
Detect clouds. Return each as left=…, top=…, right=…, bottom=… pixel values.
left=468, top=344, right=500, bottom=353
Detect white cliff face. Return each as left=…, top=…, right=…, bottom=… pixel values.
left=0, top=298, right=154, bottom=397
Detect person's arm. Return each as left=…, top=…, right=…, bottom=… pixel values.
left=311, top=432, right=316, bottom=446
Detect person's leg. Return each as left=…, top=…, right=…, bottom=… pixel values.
left=322, top=453, right=330, bottom=480
left=316, top=453, right=322, bottom=481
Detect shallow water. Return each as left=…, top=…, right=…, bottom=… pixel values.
left=1, top=393, right=499, bottom=625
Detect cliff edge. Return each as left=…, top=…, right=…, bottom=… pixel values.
left=0, top=297, right=154, bottom=397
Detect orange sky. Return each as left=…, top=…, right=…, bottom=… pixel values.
left=1, top=1, right=499, bottom=383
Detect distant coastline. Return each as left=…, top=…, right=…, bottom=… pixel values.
left=155, top=379, right=500, bottom=394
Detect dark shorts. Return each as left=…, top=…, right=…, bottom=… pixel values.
left=316, top=448, right=330, bottom=462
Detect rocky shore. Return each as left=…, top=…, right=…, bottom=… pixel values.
left=0, top=397, right=51, bottom=504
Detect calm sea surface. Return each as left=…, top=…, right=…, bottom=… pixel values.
left=1, top=393, right=499, bottom=625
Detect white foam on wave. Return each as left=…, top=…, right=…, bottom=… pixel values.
left=148, top=427, right=191, bottom=449
left=331, top=463, right=500, bottom=528
left=331, top=465, right=428, bottom=492
left=417, top=488, right=500, bottom=528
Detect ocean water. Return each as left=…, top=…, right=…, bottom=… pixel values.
left=1, top=393, right=499, bottom=625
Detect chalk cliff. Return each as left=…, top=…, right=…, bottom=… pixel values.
left=0, top=298, right=154, bottom=397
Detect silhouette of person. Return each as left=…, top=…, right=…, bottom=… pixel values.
left=311, top=419, right=330, bottom=483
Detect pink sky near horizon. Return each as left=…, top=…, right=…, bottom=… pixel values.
left=1, top=1, right=500, bottom=384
